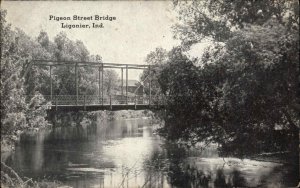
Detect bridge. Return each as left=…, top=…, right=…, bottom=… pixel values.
left=29, top=60, right=165, bottom=111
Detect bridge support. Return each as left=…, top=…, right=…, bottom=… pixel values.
left=134, top=95, right=137, bottom=110
left=126, top=65, right=128, bottom=105
left=121, top=68, right=123, bottom=102
left=55, top=95, right=58, bottom=111
left=50, top=65, right=53, bottom=100
left=75, top=63, right=78, bottom=105
left=84, top=95, right=86, bottom=111
left=149, top=65, right=151, bottom=106
left=101, top=63, right=104, bottom=105
left=110, top=95, right=112, bottom=110
left=98, top=66, right=101, bottom=103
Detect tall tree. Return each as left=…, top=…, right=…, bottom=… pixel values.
left=51, top=32, right=99, bottom=96
left=173, top=0, right=299, bottom=48
left=103, top=69, right=119, bottom=96
left=158, top=0, right=299, bottom=156
left=0, top=10, right=48, bottom=143
left=140, top=47, right=168, bottom=100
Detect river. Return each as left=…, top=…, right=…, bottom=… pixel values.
left=4, top=112, right=298, bottom=188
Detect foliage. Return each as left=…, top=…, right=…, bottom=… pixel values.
left=140, top=47, right=168, bottom=97
left=34, top=31, right=120, bottom=97
left=49, top=32, right=97, bottom=95
left=103, top=69, right=119, bottom=95
left=158, top=48, right=223, bottom=146
left=1, top=160, right=62, bottom=188
left=173, top=0, right=299, bottom=48
left=158, top=1, right=299, bottom=156
left=1, top=10, right=49, bottom=143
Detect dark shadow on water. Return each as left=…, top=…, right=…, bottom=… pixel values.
left=143, top=141, right=298, bottom=188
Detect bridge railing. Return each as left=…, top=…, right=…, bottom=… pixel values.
left=31, top=95, right=164, bottom=106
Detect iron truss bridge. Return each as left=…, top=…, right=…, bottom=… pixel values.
left=28, top=60, right=165, bottom=111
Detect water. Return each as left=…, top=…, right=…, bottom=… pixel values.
left=5, top=114, right=298, bottom=188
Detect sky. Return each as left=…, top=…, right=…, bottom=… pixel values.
left=2, top=1, right=207, bottom=80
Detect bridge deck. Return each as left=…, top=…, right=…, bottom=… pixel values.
left=49, top=104, right=164, bottom=111
left=33, top=95, right=165, bottom=111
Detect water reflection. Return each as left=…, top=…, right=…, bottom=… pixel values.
left=6, top=113, right=298, bottom=188
left=143, top=142, right=297, bottom=188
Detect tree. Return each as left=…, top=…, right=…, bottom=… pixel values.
left=103, top=69, right=119, bottom=96
left=0, top=10, right=49, bottom=143
left=140, top=47, right=168, bottom=101
left=50, top=32, right=100, bottom=96
left=173, top=0, right=299, bottom=48
left=201, top=20, right=299, bottom=155
left=37, top=31, right=50, bottom=49
left=18, top=30, right=53, bottom=97
left=158, top=0, right=299, bottom=156
left=158, top=47, right=223, bottom=146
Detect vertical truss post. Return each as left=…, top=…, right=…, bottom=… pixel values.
left=121, top=68, right=123, bottom=102
left=126, top=65, right=128, bottom=105
left=98, top=66, right=101, bottom=104
left=75, top=63, right=78, bottom=105
left=84, top=95, right=86, bottom=111
left=50, top=65, right=53, bottom=101
left=110, top=95, right=112, bottom=110
left=134, top=95, right=137, bottom=110
left=142, top=86, right=145, bottom=104
left=101, top=63, right=104, bottom=105
left=55, top=95, right=58, bottom=111
left=149, top=65, right=151, bottom=106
